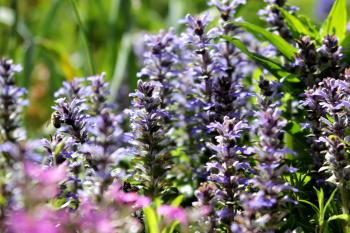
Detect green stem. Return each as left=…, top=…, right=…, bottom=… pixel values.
left=339, top=182, right=350, bottom=232
left=7, top=0, right=19, bottom=58
left=69, top=0, right=96, bottom=75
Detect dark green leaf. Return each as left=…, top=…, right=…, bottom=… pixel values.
left=285, top=121, right=301, bottom=135
left=324, top=188, right=338, bottom=217
left=299, top=199, right=319, bottom=214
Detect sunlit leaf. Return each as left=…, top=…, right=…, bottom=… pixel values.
left=328, top=214, right=350, bottom=222
left=144, top=207, right=160, bottom=233
left=320, top=0, right=347, bottom=42
left=232, top=21, right=297, bottom=60
left=224, top=36, right=292, bottom=79
left=275, top=6, right=319, bottom=40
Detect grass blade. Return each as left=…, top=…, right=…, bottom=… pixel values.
left=69, top=0, right=96, bottom=75
left=109, top=32, right=132, bottom=101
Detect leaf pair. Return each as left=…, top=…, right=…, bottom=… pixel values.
left=299, top=188, right=348, bottom=233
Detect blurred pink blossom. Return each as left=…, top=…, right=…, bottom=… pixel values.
left=24, top=162, right=67, bottom=199
left=108, top=183, right=151, bottom=209
left=79, top=199, right=115, bottom=233
left=24, top=162, right=67, bottom=184
left=158, top=205, right=187, bottom=224
left=7, top=208, right=60, bottom=233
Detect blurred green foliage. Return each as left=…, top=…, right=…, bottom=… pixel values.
left=0, top=0, right=340, bottom=137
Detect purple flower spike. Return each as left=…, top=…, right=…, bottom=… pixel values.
left=235, top=77, right=296, bottom=232
left=195, top=116, right=251, bottom=230
left=0, top=59, right=28, bottom=142
left=128, top=80, right=173, bottom=198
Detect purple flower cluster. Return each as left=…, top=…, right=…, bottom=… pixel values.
left=128, top=1, right=297, bottom=231
left=0, top=64, right=153, bottom=232
left=52, top=98, right=88, bottom=143
left=168, top=1, right=254, bottom=178
left=128, top=80, right=173, bottom=198
left=0, top=59, right=27, bottom=143
left=304, top=76, right=350, bottom=183
left=297, top=35, right=344, bottom=176
left=300, top=71, right=350, bottom=230
left=209, top=0, right=246, bottom=21
left=194, top=116, right=251, bottom=230
left=49, top=74, right=126, bottom=206
left=3, top=0, right=350, bottom=232
left=138, top=30, right=183, bottom=106
left=233, top=77, right=297, bottom=232
left=0, top=59, right=28, bottom=227
left=181, top=9, right=249, bottom=122
left=292, top=35, right=343, bottom=87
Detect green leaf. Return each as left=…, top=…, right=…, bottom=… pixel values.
left=144, top=207, right=160, bottom=233
left=324, top=188, right=338, bottom=216
left=162, top=221, right=179, bottom=233
left=316, top=188, right=325, bottom=219
left=341, top=32, right=350, bottom=48
left=167, top=0, right=184, bottom=27
left=314, top=187, right=337, bottom=228
left=232, top=21, right=297, bottom=60
left=296, top=172, right=311, bottom=186
left=0, top=193, right=6, bottom=207
left=299, top=15, right=321, bottom=40
left=321, top=0, right=347, bottom=42
left=285, top=121, right=301, bottom=135
left=299, top=199, right=319, bottom=214
left=171, top=195, right=184, bottom=207
left=328, top=214, right=350, bottom=222
left=223, top=36, right=291, bottom=79
left=275, top=6, right=319, bottom=40
left=341, top=32, right=350, bottom=66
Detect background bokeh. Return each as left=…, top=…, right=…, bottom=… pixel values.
left=0, top=0, right=342, bottom=136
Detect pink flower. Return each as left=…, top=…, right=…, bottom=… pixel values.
left=79, top=199, right=114, bottom=233
left=115, top=192, right=151, bottom=208
left=24, top=162, right=67, bottom=199
left=158, top=205, right=187, bottom=224
left=24, top=162, right=67, bottom=184
left=7, top=208, right=60, bottom=233
left=108, top=183, right=151, bottom=209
